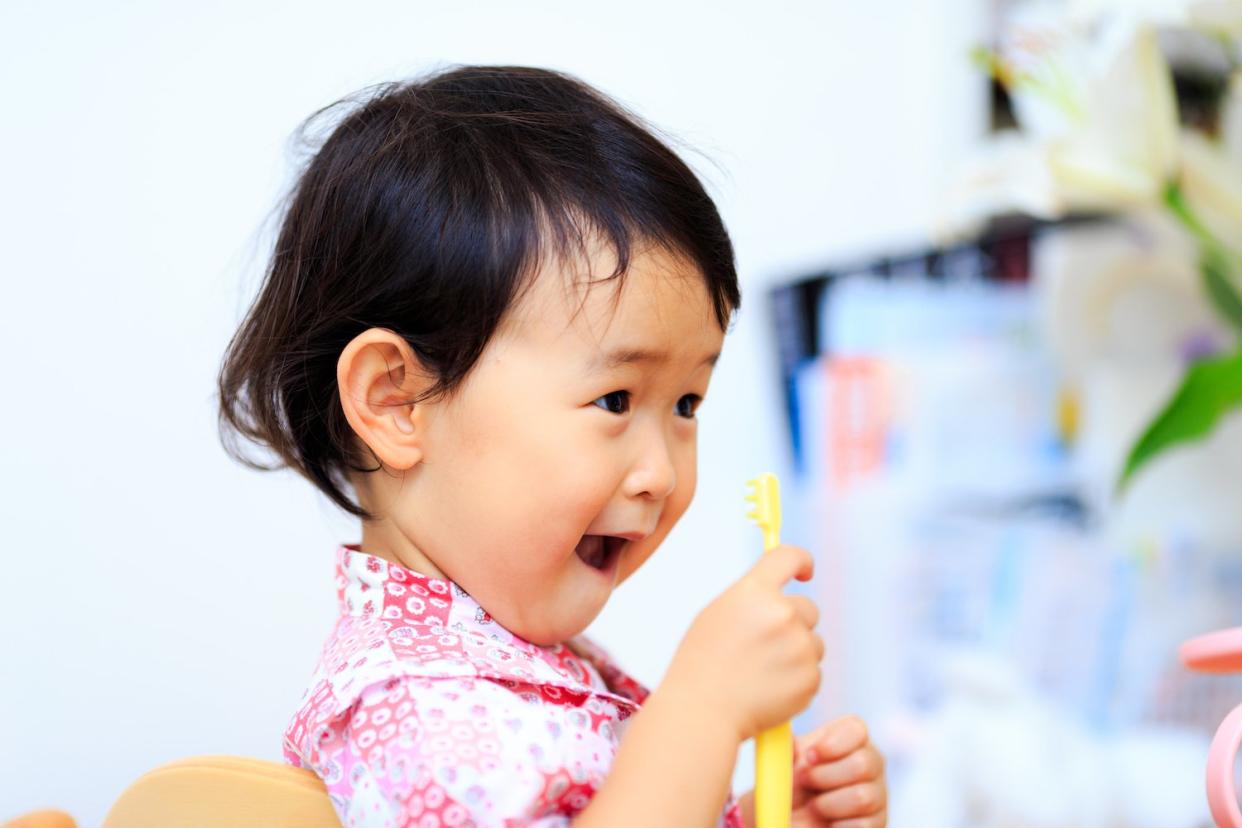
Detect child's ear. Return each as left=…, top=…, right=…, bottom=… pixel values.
left=336, top=328, right=435, bottom=471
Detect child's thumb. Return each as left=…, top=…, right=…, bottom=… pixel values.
left=747, top=544, right=814, bottom=589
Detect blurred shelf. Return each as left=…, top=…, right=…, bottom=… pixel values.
left=764, top=213, right=1110, bottom=474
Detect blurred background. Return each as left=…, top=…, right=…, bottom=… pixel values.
left=4, top=1, right=1241, bottom=826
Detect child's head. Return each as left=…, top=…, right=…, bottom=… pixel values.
left=218, top=65, right=739, bottom=644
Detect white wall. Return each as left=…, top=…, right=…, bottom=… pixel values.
left=0, top=1, right=986, bottom=823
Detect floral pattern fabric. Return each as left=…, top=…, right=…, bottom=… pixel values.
left=284, top=544, right=743, bottom=828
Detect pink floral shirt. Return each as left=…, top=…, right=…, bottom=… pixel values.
left=284, top=545, right=744, bottom=828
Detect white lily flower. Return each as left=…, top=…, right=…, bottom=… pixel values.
left=1016, top=18, right=1179, bottom=205
left=1036, top=210, right=1225, bottom=373
left=941, top=18, right=1178, bottom=238
left=1178, top=72, right=1242, bottom=252
left=937, top=133, right=1063, bottom=238
left=1069, top=0, right=1242, bottom=35
left=1225, top=70, right=1242, bottom=163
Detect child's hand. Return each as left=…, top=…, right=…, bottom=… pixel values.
left=662, top=544, right=822, bottom=743
left=789, top=715, right=887, bottom=827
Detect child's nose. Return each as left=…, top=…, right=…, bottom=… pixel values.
left=622, top=424, right=678, bottom=500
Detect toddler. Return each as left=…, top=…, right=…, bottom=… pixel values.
left=217, top=64, right=887, bottom=827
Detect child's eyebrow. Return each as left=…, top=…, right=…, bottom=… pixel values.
left=591, top=348, right=720, bottom=371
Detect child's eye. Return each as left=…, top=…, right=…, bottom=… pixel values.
left=676, top=394, right=702, bottom=419
left=592, top=391, right=631, bottom=414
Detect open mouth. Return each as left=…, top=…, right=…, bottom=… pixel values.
left=575, top=535, right=626, bottom=571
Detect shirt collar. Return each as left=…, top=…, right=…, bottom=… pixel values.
left=335, top=543, right=510, bottom=634
left=333, top=543, right=645, bottom=708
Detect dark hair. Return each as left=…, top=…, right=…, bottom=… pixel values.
left=217, top=64, right=741, bottom=520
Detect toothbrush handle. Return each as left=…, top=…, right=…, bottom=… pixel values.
left=755, top=722, right=793, bottom=828
left=755, top=524, right=791, bottom=828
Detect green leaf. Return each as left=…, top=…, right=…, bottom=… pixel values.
left=1119, top=347, right=1242, bottom=491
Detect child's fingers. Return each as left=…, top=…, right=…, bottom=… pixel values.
left=796, top=715, right=870, bottom=766
left=811, top=810, right=887, bottom=828
left=807, top=781, right=886, bottom=822
left=798, top=744, right=885, bottom=790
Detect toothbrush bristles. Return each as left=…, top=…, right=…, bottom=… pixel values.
left=744, top=473, right=780, bottom=534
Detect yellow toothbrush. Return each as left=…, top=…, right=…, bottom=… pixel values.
left=745, top=472, right=791, bottom=828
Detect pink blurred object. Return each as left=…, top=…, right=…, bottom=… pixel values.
left=1181, top=627, right=1242, bottom=828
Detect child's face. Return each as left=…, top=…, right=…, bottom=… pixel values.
left=369, top=240, right=725, bottom=646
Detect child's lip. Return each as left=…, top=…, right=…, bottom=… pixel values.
left=596, top=530, right=650, bottom=542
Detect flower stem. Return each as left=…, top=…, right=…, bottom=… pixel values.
left=1164, top=181, right=1242, bottom=332
left=1164, top=181, right=1215, bottom=247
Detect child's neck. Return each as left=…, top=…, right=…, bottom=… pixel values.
left=358, top=518, right=448, bottom=581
